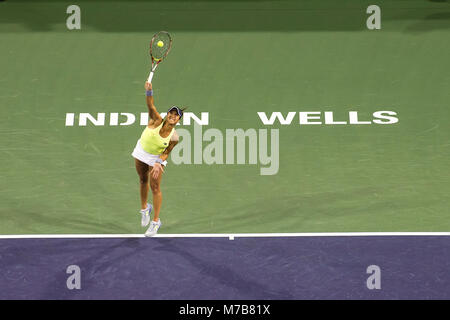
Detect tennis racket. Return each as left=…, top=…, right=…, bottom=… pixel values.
left=147, top=31, right=172, bottom=83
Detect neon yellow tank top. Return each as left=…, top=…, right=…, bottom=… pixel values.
left=139, top=121, right=174, bottom=155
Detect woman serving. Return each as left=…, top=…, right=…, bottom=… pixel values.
left=132, top=81, right=184, bottom=237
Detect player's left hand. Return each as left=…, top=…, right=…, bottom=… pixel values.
left=151, top=162, right=164, bottom=179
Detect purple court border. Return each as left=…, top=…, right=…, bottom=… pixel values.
left=0, top=236, right=449, bottom=299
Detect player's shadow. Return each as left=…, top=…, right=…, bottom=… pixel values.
left=151, top=238, right=295, bottom=299
left=23, top=237, right=294, bottom=299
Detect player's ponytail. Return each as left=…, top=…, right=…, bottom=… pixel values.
left=180, top=106, right=188, bottom=116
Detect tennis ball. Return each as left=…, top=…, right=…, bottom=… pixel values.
left=157, top=41, right=164, bottom=47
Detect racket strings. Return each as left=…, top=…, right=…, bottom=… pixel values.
left=151, top=32, right=172, bottom=61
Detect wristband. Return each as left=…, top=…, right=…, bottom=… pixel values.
left=146, top=90, right=153, bottom=97
left=155, top=158, right=167, bottom=167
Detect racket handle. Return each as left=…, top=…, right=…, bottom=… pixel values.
left=147, top=71, right=154, bottom=83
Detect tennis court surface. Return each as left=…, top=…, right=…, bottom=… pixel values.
left=0, top=0, right=449, bottom=299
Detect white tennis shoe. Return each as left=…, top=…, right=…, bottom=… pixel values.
left=145, top=219, right=161, bottom=237
left=140, top=203, right=152, bottom=227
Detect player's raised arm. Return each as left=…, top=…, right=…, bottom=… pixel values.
left=145, top=81, right=162, bottom=123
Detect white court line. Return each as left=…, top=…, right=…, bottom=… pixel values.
left=0, top=232, right=449, bottom=239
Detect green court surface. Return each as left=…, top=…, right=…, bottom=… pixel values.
left=0, top=0, right=449, bottom=234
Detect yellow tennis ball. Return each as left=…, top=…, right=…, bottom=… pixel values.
left=157, top=41, right=164, bottom=47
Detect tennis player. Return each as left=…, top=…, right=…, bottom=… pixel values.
left=132, top=81, right=184, bottom=237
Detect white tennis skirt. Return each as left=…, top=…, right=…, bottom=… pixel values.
left=131, top=139, right=161, bottom=167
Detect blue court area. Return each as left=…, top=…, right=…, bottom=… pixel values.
left=0, top=236, right=449, bottom=299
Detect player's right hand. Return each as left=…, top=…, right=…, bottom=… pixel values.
left=145, top=81, right=152, bottom=91
left=150, top=163, right=164, bottom=180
